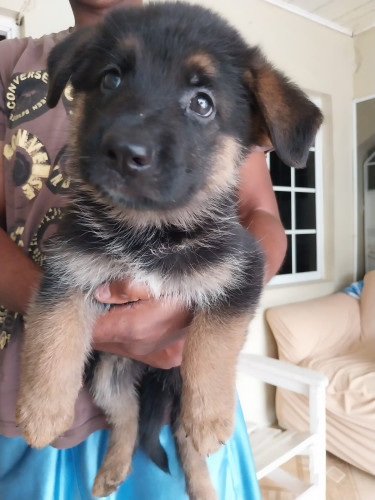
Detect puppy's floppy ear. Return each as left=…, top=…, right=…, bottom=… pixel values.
left=47, top=26, right=95, bottom=108
left=246, top=47, right=323, bottom=168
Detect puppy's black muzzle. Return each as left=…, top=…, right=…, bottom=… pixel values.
left=102, top=128, right=153, bottom=174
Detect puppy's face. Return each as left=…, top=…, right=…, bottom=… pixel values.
left=71, top=34, right=249, bottom=211
left=47, top=4, right=322, bottom=216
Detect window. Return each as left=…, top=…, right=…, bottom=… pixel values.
left=269, top=99, right=323, bottom=285
left=0, top=15, right=20, bottom=40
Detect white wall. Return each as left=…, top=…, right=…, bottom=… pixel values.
left=0, top=0, right=74, bottom=37
left=354, top=28, right=375, bottom=100
left=1, top=0, right=361, bottom=426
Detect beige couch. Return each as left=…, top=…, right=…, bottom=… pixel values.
left=266, top=271, right=375, bottom=475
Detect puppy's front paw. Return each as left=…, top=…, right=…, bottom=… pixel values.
left=16, top=393, right=74, bottom=448
left=181, top=388, right=235, bottom=456
left=92, top=461, right=132, bottom=498
left=181, top=411, right=234, bottom=457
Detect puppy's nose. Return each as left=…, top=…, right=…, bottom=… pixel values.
left=103, top=133, right=152, bottom=172
left=124, top=143, right=152, bottom=171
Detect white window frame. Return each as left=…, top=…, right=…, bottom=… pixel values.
left=269, top=98, right=324, bottom=286
left=0, top=14, right=20, bottom=40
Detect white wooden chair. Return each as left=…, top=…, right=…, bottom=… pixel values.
left=237, top=353, right=328, bottom=500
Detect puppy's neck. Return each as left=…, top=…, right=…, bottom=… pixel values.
left=69, top=181, right=238, bottom=233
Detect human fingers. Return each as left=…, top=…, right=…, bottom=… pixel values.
left=91, top=338, right=186, bottom=369
left=92, top=300, right=191, bottom=354
left=94, top=279, right=152, bottom=305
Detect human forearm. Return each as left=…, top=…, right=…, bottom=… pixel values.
left=242, top=208, right=287, bottom=283
left=0, top=228, right=42, bottom=314
left=237, top=152, right=287, bottom=283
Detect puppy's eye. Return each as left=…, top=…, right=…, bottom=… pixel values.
left=100, top=65, right=122, bottom=92
left=188, top=92, right=214, bottom=118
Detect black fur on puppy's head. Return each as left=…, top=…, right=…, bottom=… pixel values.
left=47, top=2, right=322, bottom=223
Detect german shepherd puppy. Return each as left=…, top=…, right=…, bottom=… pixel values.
left=16, top=3, right=322, bottom=498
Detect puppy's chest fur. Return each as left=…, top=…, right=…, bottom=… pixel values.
left=47, top=191, right=255, bottom=308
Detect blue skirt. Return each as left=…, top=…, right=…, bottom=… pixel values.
left=0, top=402, right=260, bottom=500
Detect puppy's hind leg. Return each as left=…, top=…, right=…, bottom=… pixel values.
left=174, top=419, right=218, bottom=500
left=91, top=355, right=144, bottom=498
left=16, top=281, right=98, bottom=448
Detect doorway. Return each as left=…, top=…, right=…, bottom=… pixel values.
left=354, top=95, right=375, bottom=277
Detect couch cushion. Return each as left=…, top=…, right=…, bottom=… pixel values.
left=266, top=293, right=361, bottom=365
left=304, top=340, right=375, bottom=424
left=276, top=388, right=375, bottom=474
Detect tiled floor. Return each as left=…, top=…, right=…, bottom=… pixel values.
left=259, top=452, right=375, bottom=500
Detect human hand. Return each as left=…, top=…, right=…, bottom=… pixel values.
left=92, top=279, right=192, bottom=369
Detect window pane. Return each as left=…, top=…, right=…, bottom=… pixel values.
left=295, top=192, right=316, bottom=230
left=275, top=191, right=291, bottom=230
left=269, top=152, right=291, bottom=186
left=296, top=234, right=317, bottom=272
left=278, top=234, right=292, bottom=275
left=295, top=152, right=315, bottom=188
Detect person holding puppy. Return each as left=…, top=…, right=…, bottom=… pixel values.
left=0, top=1, right=287, bottom=499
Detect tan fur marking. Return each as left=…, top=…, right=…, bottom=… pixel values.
left=174, top=421, right=218, bottom=500
left=180, top=311, right=253, bottom=456
left=243, top=69, right=273, bottom=149
left=253, top=66, right=296, bottom=125
left=206, top=134, right=242, bottom=193
left=67, top=92, right=87, bottom=169
left=116, top=34, right=142, bottom=57
left=91, top=356, right=140, bottom=497
left=186, top=52, right=216, bottom=77
left=16, top=291, right=96, bottom=448
left=92, top=398, right=138, bottom=497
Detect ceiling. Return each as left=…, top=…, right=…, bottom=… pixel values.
left=1, top=1, right=375, bottom=36
left=264, top=0, right=375, bottom=35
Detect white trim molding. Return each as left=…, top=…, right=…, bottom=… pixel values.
left=262, top=0, right=353, bottom=37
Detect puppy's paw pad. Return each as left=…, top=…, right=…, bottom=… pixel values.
left=181, top=383, right=237, bottom=456
left=16, top=398, right=74, bottom=448
left=181, top=409, right=234, bottom=456
left=92, top=463, right=131, bottom=498
left=92, top=480, right=118, bottom=499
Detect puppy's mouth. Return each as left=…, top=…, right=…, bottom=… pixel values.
left=85, top=160, right=186, bottom=211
